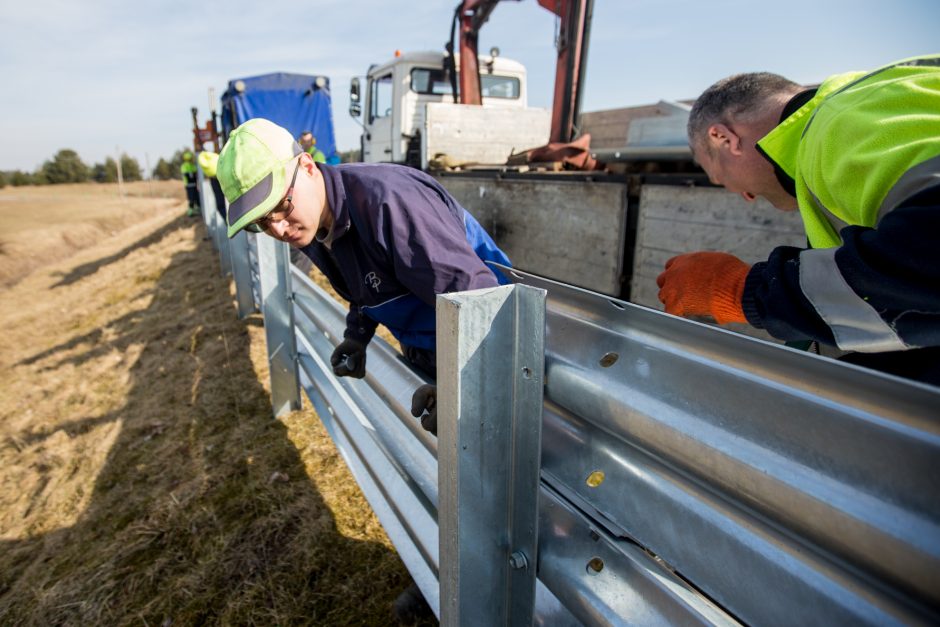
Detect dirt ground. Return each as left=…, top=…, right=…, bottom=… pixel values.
left=0, top=183, right=425, bottom=625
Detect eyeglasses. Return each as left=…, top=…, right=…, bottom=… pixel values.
left=245, top=158, right=301, bottom=233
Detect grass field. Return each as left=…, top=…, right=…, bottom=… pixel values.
left=0, top=183, right=425, bottom=625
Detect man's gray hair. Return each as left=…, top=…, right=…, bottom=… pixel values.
left=687, top=72, right=801, bottom=150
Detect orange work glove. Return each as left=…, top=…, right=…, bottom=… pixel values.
left=656, top=252, right=750, bottom=324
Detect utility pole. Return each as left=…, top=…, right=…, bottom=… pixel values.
left=115, top=146, right=125, bottom=200
left=144, top=152, right=154, bottom=198
left=208, top=88, right=215, bottom=126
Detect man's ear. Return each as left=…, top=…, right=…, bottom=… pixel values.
left=298, top=151, right=319, bottom=176
left=707, top=123, right=743, bottom=156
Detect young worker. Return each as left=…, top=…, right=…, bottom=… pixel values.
left=657, top=55, right=940, bottom=385
left=217, top=118, right=512, bottom=431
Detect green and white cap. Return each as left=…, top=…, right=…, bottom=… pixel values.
left=217, top=118, right=302, bottom=238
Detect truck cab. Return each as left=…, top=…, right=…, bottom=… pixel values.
left=351, top=51, right=546, bottom=168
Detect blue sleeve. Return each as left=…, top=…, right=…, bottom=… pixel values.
left=379, top=184, right=501, bottom=308
left=742, top=246, right=834, bottom=344
left=741, top=186, right=940, bottom=350
left=344, top=305, right=378, bottom=344
left=300, top=242, right=380, bottom=345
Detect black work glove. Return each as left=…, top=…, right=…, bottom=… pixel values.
left=410, top=384, right=437, bottom=436
left=330, top=338, right=367, bottom=378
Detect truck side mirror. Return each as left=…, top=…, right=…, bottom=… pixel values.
left=349, top=78, right=361, bottom=118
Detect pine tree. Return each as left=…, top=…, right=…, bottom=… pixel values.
left=120, top=154, right=142, bottom=182
left=41, top=149, right=90, bottom=184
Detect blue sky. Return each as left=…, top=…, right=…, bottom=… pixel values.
left=1, top=0, right=937, bottom=172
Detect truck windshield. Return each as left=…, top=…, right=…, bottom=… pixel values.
left=410, top=68, right=520, bottom=99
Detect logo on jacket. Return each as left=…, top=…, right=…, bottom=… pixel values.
left=365, top=272, right=381, bottom=290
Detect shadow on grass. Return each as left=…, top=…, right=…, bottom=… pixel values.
left=1, top=225, right=428, bottom=625
left=50, top=215, right=193, bottom=289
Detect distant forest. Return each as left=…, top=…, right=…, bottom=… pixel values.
left=1, top=148, right=363, bottom=189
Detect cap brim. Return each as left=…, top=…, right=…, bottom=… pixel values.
left=226, top=171, right=282, bottom=238
left=225, top=142, right=303, bottom=238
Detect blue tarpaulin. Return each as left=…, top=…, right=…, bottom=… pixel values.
left=220, top=72, right=338, bottom=162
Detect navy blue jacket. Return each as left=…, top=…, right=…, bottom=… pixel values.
left=741, top=184, right=940, bottom=382
left=300, top=163, right=510, bottom=351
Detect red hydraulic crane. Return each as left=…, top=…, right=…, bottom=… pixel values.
left=449, top=0, right=593, bottom=144
left=191, top=107, right=221, bottom=154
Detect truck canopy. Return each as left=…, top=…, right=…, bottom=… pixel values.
left=220, top=72, right=338, bottom=162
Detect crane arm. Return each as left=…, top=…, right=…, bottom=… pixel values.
left=451, top=0, right=592, bottom=143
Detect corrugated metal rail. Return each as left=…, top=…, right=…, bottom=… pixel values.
left=198, top=177, right=940, bottom=625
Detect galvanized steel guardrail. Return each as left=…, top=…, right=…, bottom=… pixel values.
left=196, top=176, right=940, bottom=626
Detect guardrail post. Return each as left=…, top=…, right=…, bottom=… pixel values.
left=256, top=235, right=301, bottom=417
left=247, top=234, right=262, bottom=314
left=229, top=230, right=255, bottom=319
left=216, top=213, right=232, bottom=278
left=196, top=165, right=232, bottom=276
left=196, top=167, right=211, bottom=232
left=437, top=284, right=546, bottom=627
left=208, top=188, right=232, bottom=278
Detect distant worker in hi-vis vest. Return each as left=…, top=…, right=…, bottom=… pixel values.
left=298, top=131, right=327, bottom=164
left=180, top=151, right=200, bottom=217
left=197, top=150, right=227, bottom=220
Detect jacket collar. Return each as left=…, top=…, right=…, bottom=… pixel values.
left=756, top=71, right=866, bottom=185
left=755, top=88, right=817, bottom=196
left=315, top=163, right=350, bottom=249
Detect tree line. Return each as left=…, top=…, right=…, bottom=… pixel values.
left=1, top=147, right=363, bottom=189
left=0, top=148, right=195, bottom=188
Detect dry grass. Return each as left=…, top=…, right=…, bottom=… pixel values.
left=0, top=181, right=185, bottom=288
left=0, top=185, right=425, bottom=625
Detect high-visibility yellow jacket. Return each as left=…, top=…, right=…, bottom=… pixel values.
left=306, top=145, right=327, bottom=164
left=198, top=151, right=219, bottom=178
left=742, top=55, right=940, bottom=375
left=181, top=160, right=198, bottom=186
left=758, top=55, right=940, bottom=248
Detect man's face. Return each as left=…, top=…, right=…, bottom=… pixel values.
left=693, top=124, right=798, bottom=211
left=262, top=155, right=325, bottom=247
left=299, top=134, right=314, bottom=151
left=693, top=143, right=761, bottom=203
